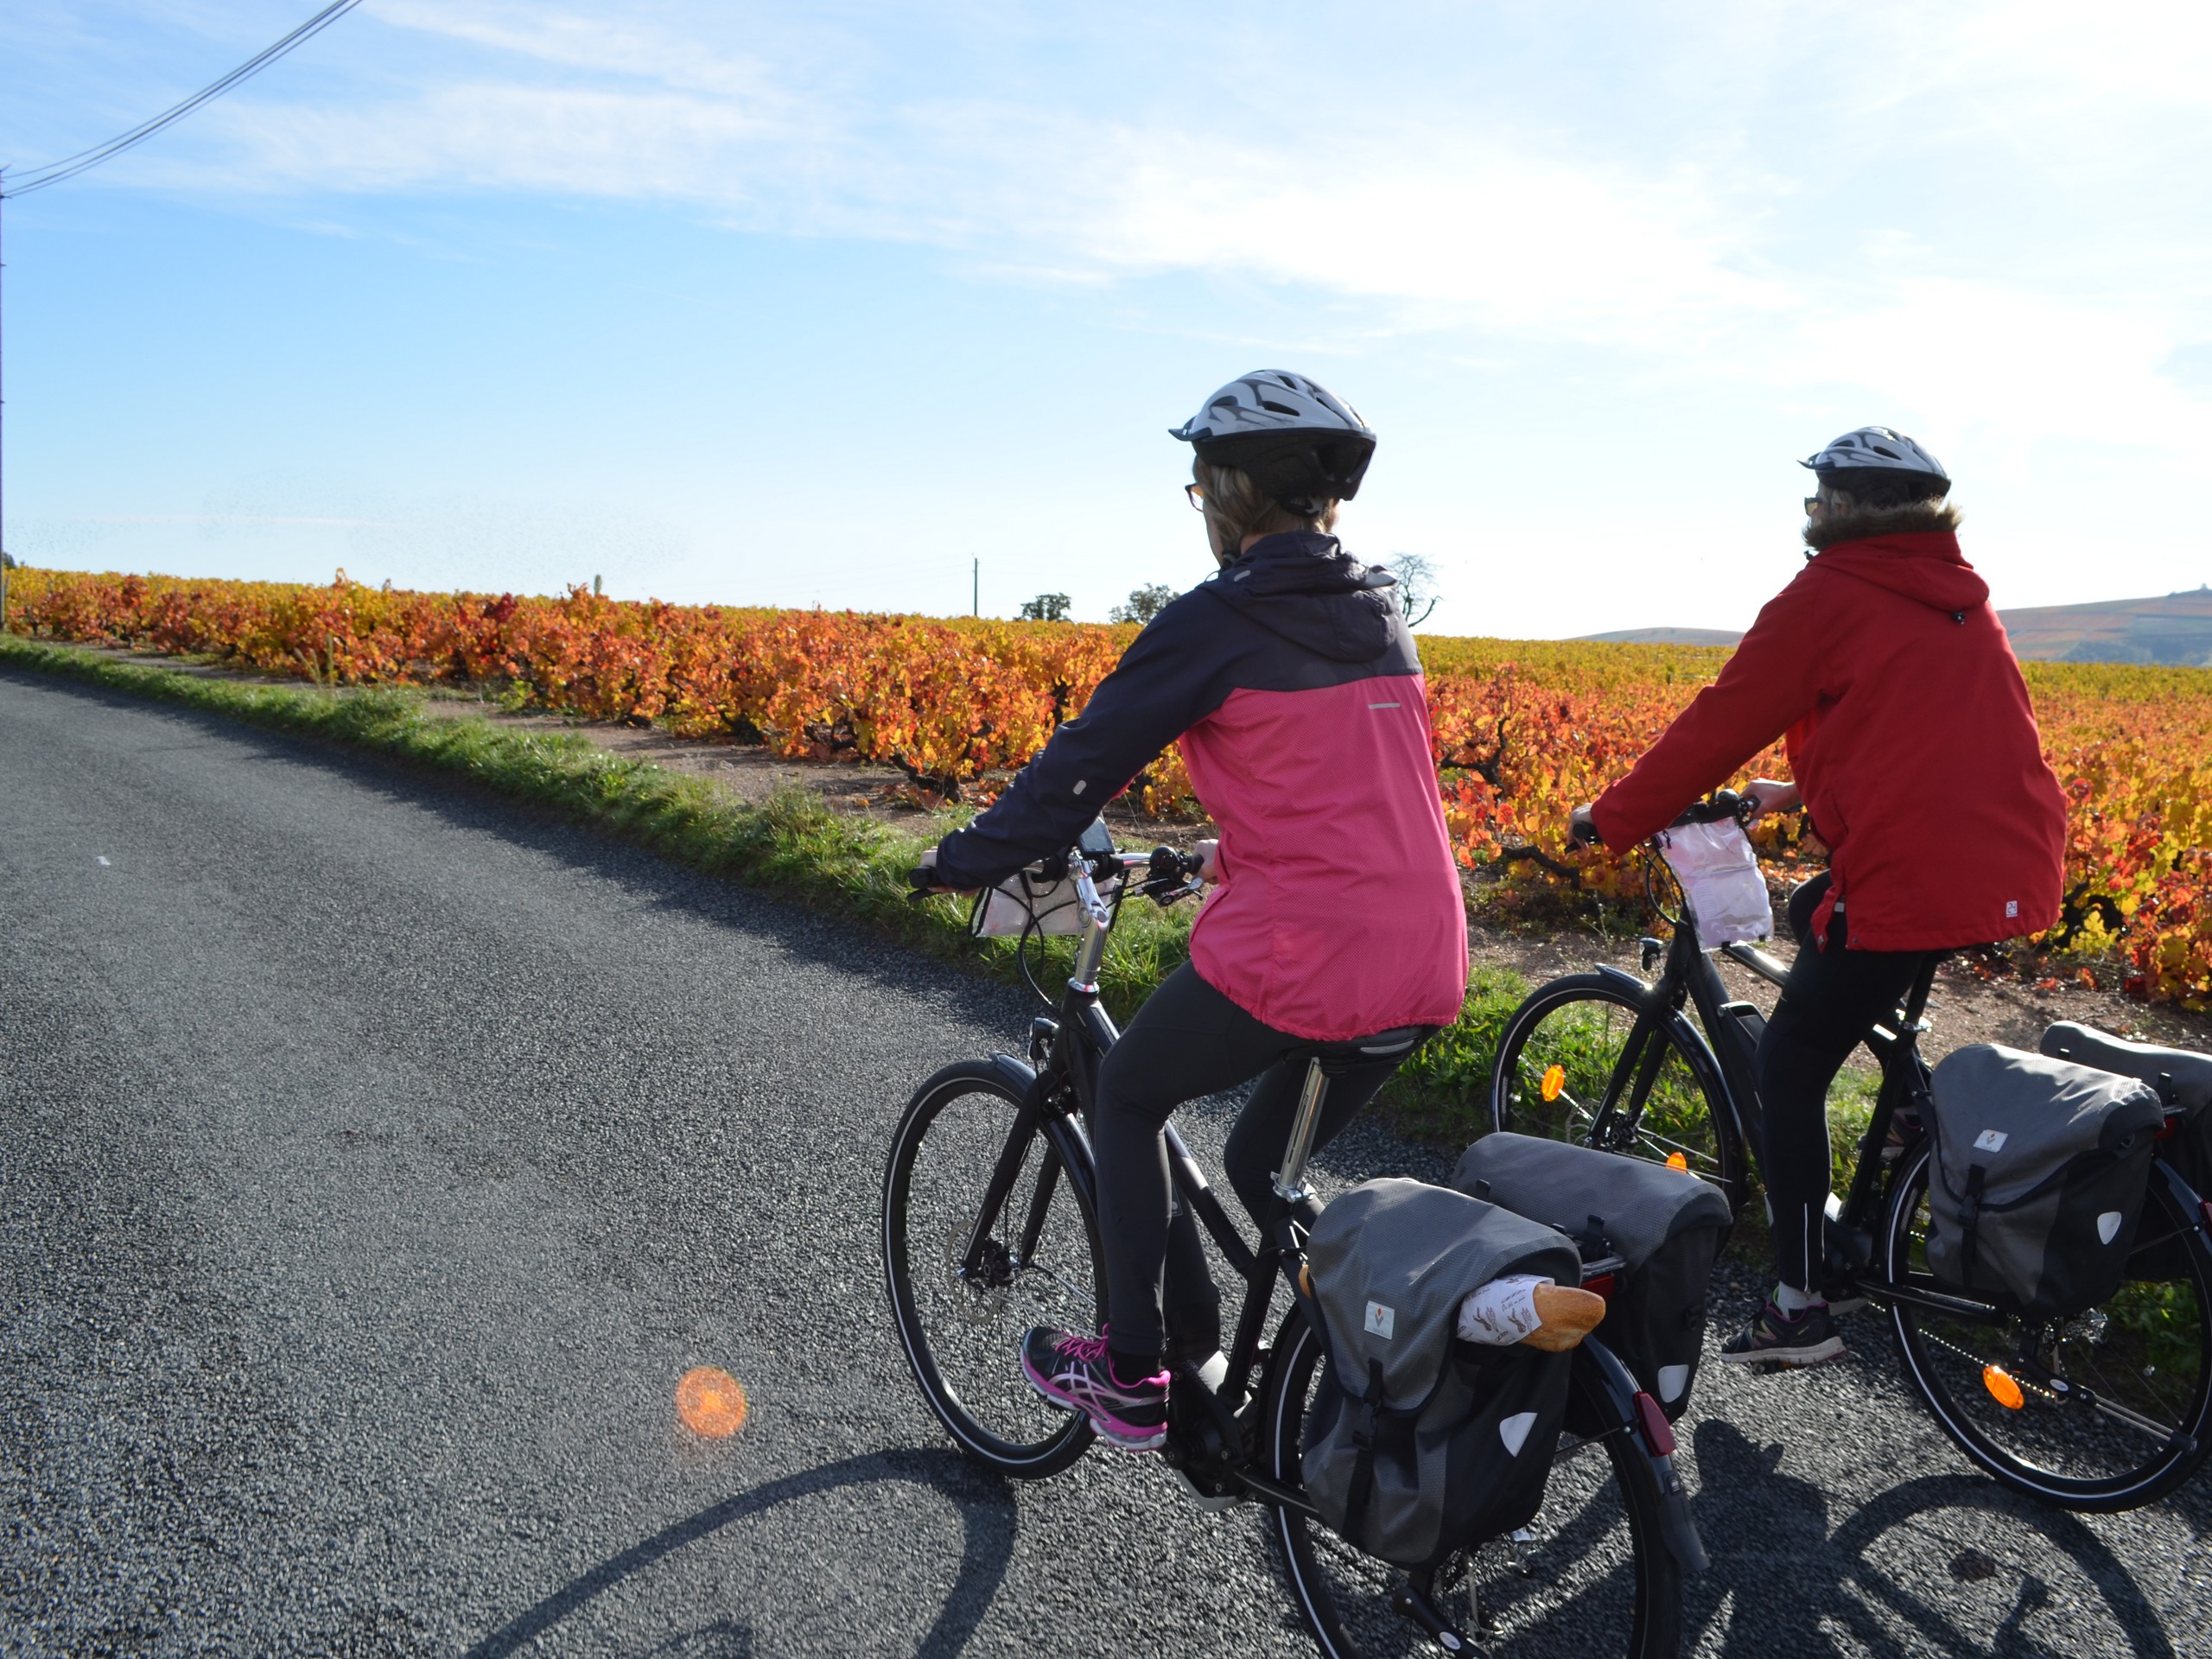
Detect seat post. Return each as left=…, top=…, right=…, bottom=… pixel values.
left=1273, top=1057, right=1331, bottom=1205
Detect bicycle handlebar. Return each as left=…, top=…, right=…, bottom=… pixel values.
left=1665, top=789, right=1755, bottom=832
left=906, top=842, right=1206, bottom=905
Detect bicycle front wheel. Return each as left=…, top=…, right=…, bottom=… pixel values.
left=1490, top=975, right=1745, bottom=1211
left=1886, top=1143, right=2212, bottom=1511
left=883, top=1060, right=1104, bottom=1478
left=1263, top=1313, right=1681, bottom=1659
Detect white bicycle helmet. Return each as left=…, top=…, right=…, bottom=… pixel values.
left=1800, top=426, right=1949, bottom=488
left=1170, top=371, right=1377, bottom=508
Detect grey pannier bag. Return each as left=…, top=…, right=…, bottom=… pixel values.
left=1453, top=1134, right=1732, bottom=1421
left=1302, top=1179, right=1581, bottom=1568
left=2039, top=1021, right=2212, bottom=1279
left=1924, top=1044, right=2167, bottom=1317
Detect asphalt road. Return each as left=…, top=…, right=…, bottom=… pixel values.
left=3, top=668, right=2208, bottom=1659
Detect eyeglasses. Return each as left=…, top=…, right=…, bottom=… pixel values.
left=1803, top=494, right=1823, bottom=515
left=1185, top=483, right=1206, bottom=512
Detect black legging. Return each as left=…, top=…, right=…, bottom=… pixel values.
left=1090, top=963, right=1401, bottom=1367
left=1756, top=874, right=1931, bottom=1295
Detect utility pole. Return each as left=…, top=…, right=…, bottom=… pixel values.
left=972, top=556, right=979, bottom=618
left=2, top=176, right=10, bottom=635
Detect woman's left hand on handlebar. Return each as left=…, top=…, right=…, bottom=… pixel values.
left=910, top=846, right=978, bottom=897
left=1741, top=779, right=1801, bottom=820
left=1193, top=838, right=1221, bottom=884
left=1565, top=804, right=1602, bottom=851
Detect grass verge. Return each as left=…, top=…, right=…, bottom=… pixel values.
left=0, top=636, right=1205, bottom=1020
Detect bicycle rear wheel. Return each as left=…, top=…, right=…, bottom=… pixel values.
left=883, top=1060, right=1104, bottom=1478
left=1263, top=1313, right=1681, bottom=1658
left=1490, top=976, right=1745, bottom=1212
left=1885, top=1143, right=2212, bottom=1511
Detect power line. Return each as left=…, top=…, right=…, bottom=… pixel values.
left=4, top=0, right=364, bottom=197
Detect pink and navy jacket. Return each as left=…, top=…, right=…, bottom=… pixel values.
left=934, top=532, right=1468, bottom=1040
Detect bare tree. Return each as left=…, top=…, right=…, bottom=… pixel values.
left=1382, top=552, right=1440, bottom=627
left=1109, top=584, right=1177, bottom=625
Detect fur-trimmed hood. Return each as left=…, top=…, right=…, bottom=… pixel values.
left=1804, top=497, right=1961, bottom=551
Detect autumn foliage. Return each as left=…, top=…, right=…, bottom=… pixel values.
left=10, top=566, right=2211, bottom=1010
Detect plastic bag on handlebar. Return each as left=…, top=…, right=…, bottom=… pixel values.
left=967, top=819, right=1122, bottom=938
left=968, top=865, right=1122, bottom=937
left=1656, top=818, right=1773, bottom=948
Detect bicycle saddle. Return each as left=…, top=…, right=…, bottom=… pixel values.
left=1306, top=1026, right=1433, bottom=1074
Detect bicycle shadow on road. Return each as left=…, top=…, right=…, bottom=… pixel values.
left=1688, top=1420, right=2180, bottom=1658
left=461, top=1448, right=1015, bottom=1659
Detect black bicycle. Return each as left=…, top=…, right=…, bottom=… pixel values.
left=1490, top=792, right=2212, bottom=1512
left=884, top=830, right=1705, bottom=1656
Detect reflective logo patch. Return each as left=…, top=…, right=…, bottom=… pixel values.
left=1498, top=1411, right=1538, bottom=1457
left=2005, top=900, right=2018, bottom=918
left=2098, top=1211, right=2124, bottom=1245
left=1363, top=1301, right=1395, bottom=1340
left=1974, top=1129, right=2008, bottom=1153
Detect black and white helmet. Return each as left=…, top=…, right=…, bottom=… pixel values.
left=1170, top=370, right=1377, bottom=506
left=1800, top=426, right=1949, bottom=488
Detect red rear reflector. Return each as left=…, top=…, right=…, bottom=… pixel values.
left=1633, top=1390, right=1676, bottom=1456
left=1583, top=1274, right=1617, bottom=1300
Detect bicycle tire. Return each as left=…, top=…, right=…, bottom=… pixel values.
left=1885, top=1141, right=2212, bottom=1511
left=1262, top=1312, right=1681, bottom=1658
left=1489, top=975, right=1747, bottom=1214
left=883, top=1060, right=1105, bottom=1478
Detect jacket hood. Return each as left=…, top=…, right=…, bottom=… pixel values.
left=1204, top=531, right=1400, bottom=662
left=1812, top=531, right=1989, bottom=616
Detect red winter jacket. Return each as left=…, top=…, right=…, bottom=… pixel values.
left=1591, top=529, right=2067, bottom=952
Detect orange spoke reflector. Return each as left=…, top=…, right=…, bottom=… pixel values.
left=1982, top=1365, right=2025, bottom=1410
left=1666, top=1151, right=1689, bottom=1172
left=677, top=1366, right=750, bottom=1438
left=1541, top=1065, right=1567, bottom=1103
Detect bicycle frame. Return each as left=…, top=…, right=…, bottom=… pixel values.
left=1592, top=873, right=2016, bottom=1324
left=950, top=845, right=1707, bottom=1577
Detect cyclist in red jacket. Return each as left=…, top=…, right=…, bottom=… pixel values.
left=1568, top=428, right=2067, bottom=1366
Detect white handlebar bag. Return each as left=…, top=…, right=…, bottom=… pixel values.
left=968, top=863, right=1122, bottom=938
left=1655, top=818, right=1773, bottom=949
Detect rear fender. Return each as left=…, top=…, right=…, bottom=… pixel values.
left=1569, top=1337, right=1709, bottom=1574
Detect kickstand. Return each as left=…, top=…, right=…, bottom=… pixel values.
left=1390, top=1572, right=1482, bottom=1656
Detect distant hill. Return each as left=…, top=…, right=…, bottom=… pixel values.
left=1576, top=627, right=1744, bottom=646
left=1577, top=588, right=2212, bottom=666
left=1996, top=587, right=2212, bottom=665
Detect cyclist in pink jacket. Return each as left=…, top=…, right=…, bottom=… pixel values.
left=922, top=373, right=1468, bottom=1448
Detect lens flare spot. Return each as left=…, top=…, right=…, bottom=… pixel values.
left=1666, top=1151, right=1689, bottom=1172
left=677, top=1366, right=749, bottom=1438
left=1541, top=1065, right=1567, bottom=1103
left=1982, top=1365, right=2025, bottom=1411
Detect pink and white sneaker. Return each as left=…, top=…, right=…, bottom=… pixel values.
left=1020, top=1326, right=1169, bottom=1450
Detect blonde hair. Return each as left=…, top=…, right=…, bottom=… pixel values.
left=1193, top=459, right=1338, bottom=565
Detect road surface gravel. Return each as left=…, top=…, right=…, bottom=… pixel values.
left=3, top=669, right=2207, bottom=1657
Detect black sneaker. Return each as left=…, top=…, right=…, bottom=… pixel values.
left=1019, top=1326, right=1169, bottom=1449
left=1717, top=1301, right=1846, bottom=1367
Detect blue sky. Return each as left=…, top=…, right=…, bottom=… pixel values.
left=5, top=1, right=2209, bottom=635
